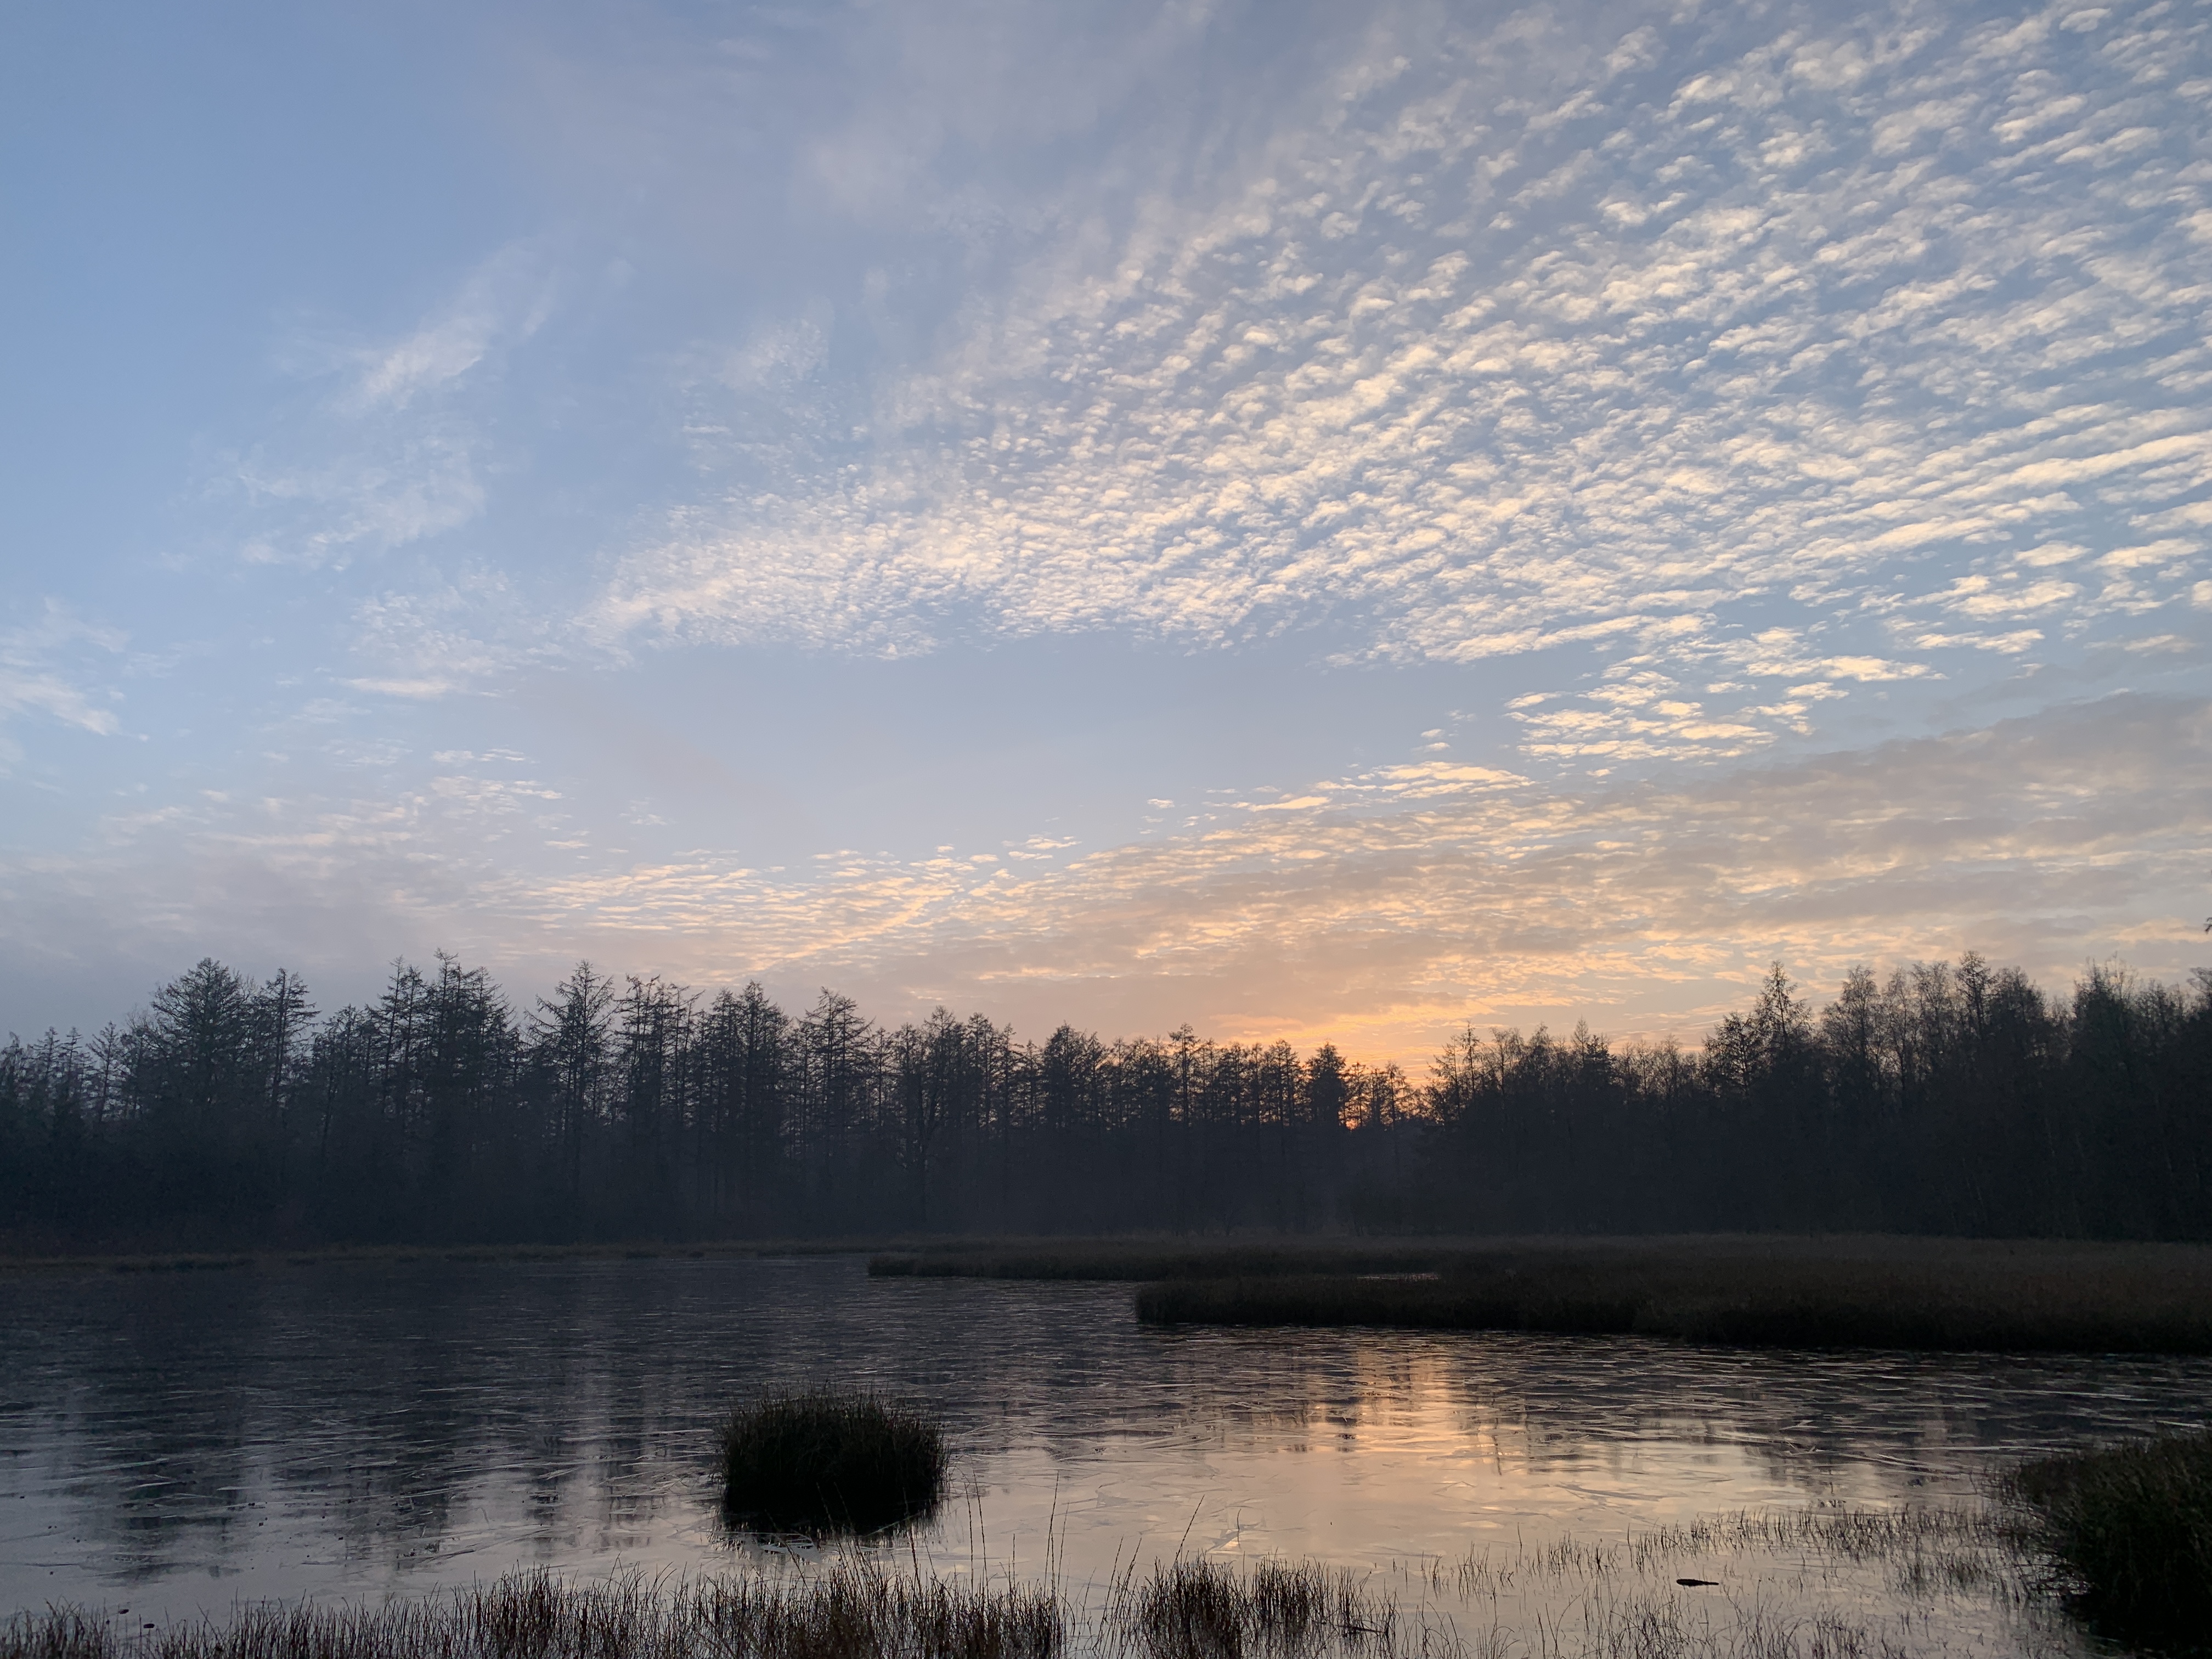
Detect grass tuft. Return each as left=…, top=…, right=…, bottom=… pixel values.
left=720, top=1389, right=947, bottom=1533
left=1116, top=1559, right=1391, bottom=1659
left=2001, top=1427, right=2212, bottom=1650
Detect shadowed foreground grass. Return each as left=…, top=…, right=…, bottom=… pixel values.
left=0, top=1571, right=1060, bottom=1659
left=0, top=1552, right=1999, bottom=1659
left=0, top=1508, right=2105, bottom=1659
left=721, top=1391, right=946, bottom=1533
left=1127, top=1240, right=2212, bottom=1353
left=2002, top=1427, right=2212, bottom=1650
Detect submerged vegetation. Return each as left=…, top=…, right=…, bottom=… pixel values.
left=720, top=1391, right=946, bottom=1533
left=2002, top=1427, right=2212, bottom=1650
left=1128, top=1237, right=2212, bottom=1353
left=3, top=949, right=2208, bottom=1246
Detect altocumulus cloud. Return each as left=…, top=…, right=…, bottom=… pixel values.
left=601, top=0, right=2211, bottom=765
left=601, top=1, right=2212, bottom=734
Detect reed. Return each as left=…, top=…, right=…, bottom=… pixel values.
left=0, top=1569, right=1060, bottom=1659
left=0, top=1521, right=2078, bottom=1659
left=2001, top=1427, right=2212, bottom=1649
left=1131, top=1242, right=2212, bottom=1353
left=1115, top=1559, right=1393, bottom=1659
left=720, top=1390, right=947, bottom=1533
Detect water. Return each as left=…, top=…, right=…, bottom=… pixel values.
left=4, top=1253, right=2209, bottom=1651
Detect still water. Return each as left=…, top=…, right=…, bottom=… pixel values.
left=4, top=1254, right=2209, bottom=1649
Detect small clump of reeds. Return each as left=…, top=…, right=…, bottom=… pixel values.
left=720, top=1389, right=947, bottom=1533
left=2000, top=1426, right=2212, bottom=1650
left=1115, top=1559, right=1393, bottom=1659
left=0, top=1568, right=1059, bottom=1659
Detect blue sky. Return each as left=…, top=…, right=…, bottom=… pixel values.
left=4, top=0, right=2208, bottom=1058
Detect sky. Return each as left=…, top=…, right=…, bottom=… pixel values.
left=3, top=0, right=2208, bottom=1061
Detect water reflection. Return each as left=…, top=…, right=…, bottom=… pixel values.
left=3, top=1254, right=2207, bottom=1642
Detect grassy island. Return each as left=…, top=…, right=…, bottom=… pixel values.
left=868, top=1239, right=1453, bottom=1282
left=720, top=1390, right=947, bottom=1533
left=1126, top=1239, right=2212, bottom=1352
left=870, top=1234, right=2212, bottom=1353
left=870, top=1235, right=2212, bottom=1355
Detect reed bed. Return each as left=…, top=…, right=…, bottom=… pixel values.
left=2000, top=1426, right=2212, bottom=1650
left=721, top=1391, right=947, bottom=1533
left=869, top=1244, right=1450, bottom=1283
left=0, top=1569, right=1060, bottom=1659
left=1131, top=1243, right=2212, bottom=1352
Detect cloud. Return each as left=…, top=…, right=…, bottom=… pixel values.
left=521, top=692, right=2212, bottom=1054
left=9, top=694, right=2199, bottom=1063
left=343, top=569, right=548, bottom=699
left=0, top=602, right=126, bottom=763
left=345, top=249, right=554, bottom=414
left=585, top=0, right=2212, bottom=771
left=226, top=245, right=555, bottom=569
left=12, top=0, right=2208, bottom=1057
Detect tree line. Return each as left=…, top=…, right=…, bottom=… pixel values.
left=2, top=951, right=2207, bottom=1247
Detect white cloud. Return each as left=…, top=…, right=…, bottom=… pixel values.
left=227, top=245, right=555, bottom=569
left=0, top=602, right=126, bottom=759
left=344, top=569, right=546, bottom=700
left=347, top=247, right=554, bottom=413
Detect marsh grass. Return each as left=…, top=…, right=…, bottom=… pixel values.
left=721, top=1391, right=947, bottom=1533
left=1131, top=1240, right=2212, bottom=1353
left=1112, top=1560, right=1397, bottom=1659
left=2001, top=1426, right=2212, bottom=1650
left=1433, top=1506, right=2031, bottom=1613
left=0, top=1510, right=2078, bottom=1659
left=0, top=1570, right=1060, bottom=1659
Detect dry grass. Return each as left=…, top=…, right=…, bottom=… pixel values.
left=1130, top=1239, right=2212, bottom=1353
left=0, top=1569, right=1059, bottom=1659
left=721, top=1391, right=947, bottom=1533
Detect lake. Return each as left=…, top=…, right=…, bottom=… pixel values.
left=4, top=1252, right=2208, bottom=1653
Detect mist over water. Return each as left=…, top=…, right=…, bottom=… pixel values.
left=5, top=1255, right=2208, bottom=1651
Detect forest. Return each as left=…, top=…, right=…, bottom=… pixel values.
left=2, top=951, right=2208, bottom=1249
